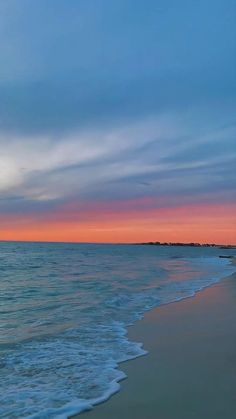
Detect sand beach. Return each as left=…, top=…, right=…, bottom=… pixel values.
left=79, top=265, right=236, bottom=419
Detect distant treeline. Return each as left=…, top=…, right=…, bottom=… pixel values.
left=136, top=242, right=236, bottom=249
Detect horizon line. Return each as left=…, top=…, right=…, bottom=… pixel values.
left=0, top=239, right=235, bottom=247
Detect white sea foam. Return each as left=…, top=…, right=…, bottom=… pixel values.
left=1, top=323, right=147, bottom=418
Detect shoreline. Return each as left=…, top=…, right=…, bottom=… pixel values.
left=77, top=264, right=236, bottom=419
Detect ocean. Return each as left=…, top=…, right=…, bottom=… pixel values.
left=0, top=241, right=235, bottom=418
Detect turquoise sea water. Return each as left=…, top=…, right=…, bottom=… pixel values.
left=0, top=242, right=235, bottom=418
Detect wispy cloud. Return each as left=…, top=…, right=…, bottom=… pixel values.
left=0, top=111, right=235, bottom=212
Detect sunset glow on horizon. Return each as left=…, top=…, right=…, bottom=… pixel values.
left=1, top=201, right=235, bottom=245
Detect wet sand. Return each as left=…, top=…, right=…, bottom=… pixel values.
left=78, top=267, right=236, bottom=419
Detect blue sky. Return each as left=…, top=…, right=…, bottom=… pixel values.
left=0, top=0, right=235, bottom=242
left=1, top=0, right=235, bottom=134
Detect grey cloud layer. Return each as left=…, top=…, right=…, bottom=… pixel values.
left=0, top=0, right=235, bottom=216
left=0, top=0, right=235, bottom=134
left=0, top=111, right=235, bottom=215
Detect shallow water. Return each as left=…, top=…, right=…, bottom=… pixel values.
left=0, top=242, right=235, bottom=418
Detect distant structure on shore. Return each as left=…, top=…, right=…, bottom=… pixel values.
left=137, top=242, right=236, bottom=249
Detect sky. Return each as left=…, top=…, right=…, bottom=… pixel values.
left=0, top=0, right=236, bottom=244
